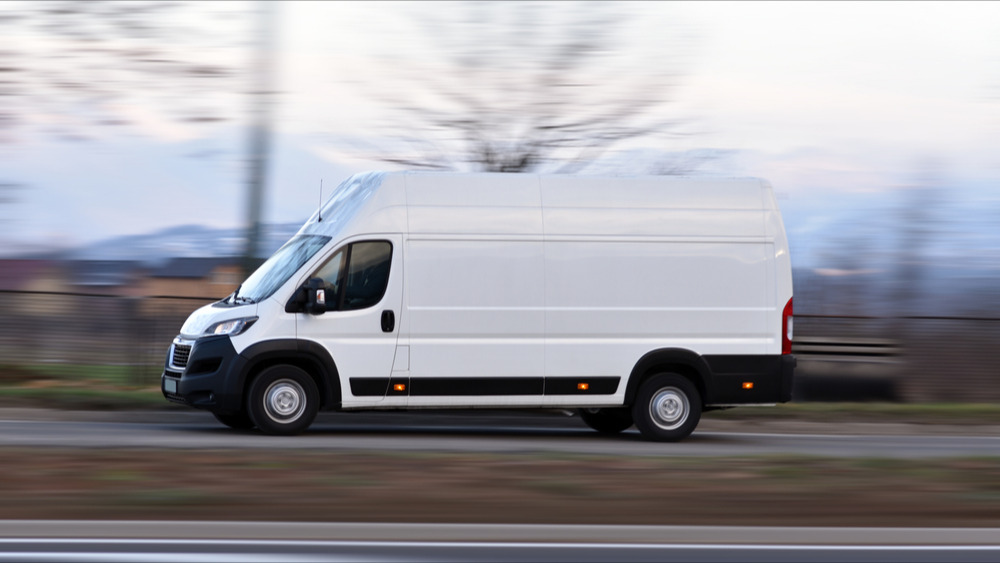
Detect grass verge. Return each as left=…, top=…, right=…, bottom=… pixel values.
left=2, top=448, right=999, bottom=526
left=0, top=385, right=172, bottom=410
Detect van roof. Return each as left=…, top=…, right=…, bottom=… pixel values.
left=396, top=171, right=768, bottom=209
left=298, top=171, right=775, bottom=240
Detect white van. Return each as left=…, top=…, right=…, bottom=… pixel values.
left=162, top=171, right=795, bottom=441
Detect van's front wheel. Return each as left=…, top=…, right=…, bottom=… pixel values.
left=632, top=373, right=701, bottom=442
left=247, top=365, right=319, bottom=436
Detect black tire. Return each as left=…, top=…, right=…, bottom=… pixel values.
left=212, top=411, right=255, bottom=430
left=578, top=408, right=634, bottom=434
left=631, top=373, right=701, bottom=442
left=246, top=365, right=320, bottom=436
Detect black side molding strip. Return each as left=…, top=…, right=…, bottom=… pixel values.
left=349, top=376, right=620, bottom=397
left=546, top=377, right=620, bottom=395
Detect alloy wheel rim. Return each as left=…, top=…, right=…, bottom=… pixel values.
left=649, top=387, right=689, bottom=430
left=263, top=378, right=306, bottom=424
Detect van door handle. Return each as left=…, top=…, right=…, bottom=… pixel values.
left=381, top=310, right=395, bottom=333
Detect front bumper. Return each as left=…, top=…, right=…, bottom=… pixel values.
left=161, top=335, right=247, bottom=412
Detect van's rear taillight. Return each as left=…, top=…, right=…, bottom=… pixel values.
left=782, top=297, right=793, bottom=355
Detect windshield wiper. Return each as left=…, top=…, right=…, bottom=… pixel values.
left=230, top=284, right=254, bottom=305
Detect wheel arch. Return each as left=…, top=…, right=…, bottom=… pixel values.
left=624, top=348, right=713, bottom=407
left=237, top=339, right=341, bottom=410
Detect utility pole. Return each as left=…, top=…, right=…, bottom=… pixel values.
left=242, top=0, right=278, bottom=277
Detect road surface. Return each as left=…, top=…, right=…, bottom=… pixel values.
left=1, top=523, right=999, bottom=562
left=0, top=409, right=997, bottom=458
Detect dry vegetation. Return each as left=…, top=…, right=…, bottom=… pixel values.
left=2, top=448, right=999, bottom=527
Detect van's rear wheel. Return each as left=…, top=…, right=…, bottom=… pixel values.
left=632, top=373, right=701, bottom=442
left=247, top=365, right=319, bottom=436
left=212, top=411, right=255, bottom=430
left=578, top=408, right=634, bottom=434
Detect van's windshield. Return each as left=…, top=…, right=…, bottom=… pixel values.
left=229, top=234, right=332, bottom=304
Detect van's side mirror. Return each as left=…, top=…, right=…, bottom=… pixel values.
left=304, top=278, right=327, bottom=315
left=285, top=278, right=327, bottom=315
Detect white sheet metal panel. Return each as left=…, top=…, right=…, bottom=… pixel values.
left=540, top=175, right=765, bottom=209
left=404, top=173, right=542, bottom=236
left=231, top=300, right=295, bottom=355
left=541, top=175, right=766, bottom=239
left=544, top=239, right=769, bottom=381
left=760, top=180, right=793, bottom=355
left=406, top=238, right=545, bottom=379
left=543, top=208, right=764, bottom=238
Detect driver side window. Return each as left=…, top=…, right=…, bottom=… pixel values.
left=311, top=241, right=392, bottom=311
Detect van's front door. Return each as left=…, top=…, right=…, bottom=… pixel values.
left=295, top=234, right=404, bottom=407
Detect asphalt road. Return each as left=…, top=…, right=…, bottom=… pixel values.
left=2, top=519, right=1000, bottom=563
left=0, top=409, right=998, bottom=458
left=1, top=523, right=1000, bottom=562
left=3, top=538, right=1000, bottom=562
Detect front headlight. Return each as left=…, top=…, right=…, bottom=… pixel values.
left=204, top=316, right=258, bottom=336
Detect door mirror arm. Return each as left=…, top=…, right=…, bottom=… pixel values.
left=305, top=278, right=327, bottom=315
left=285, top=278, right=328, bottom=315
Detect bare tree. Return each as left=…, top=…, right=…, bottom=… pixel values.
left=348, top=2, right=693, bottom=174
left=0, top=0, right=247, bottom=144
left=1, top=1, right=279, bottom=272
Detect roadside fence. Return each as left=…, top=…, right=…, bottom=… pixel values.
left=0, top=290, right=213, bottom=388
left=0, top=290, right=998, bottom=402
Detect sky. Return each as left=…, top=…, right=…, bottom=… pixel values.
left=2, top=1, right=999, bottom=270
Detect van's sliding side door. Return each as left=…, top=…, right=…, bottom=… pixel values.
left=404, top=236, right=546, bottom=407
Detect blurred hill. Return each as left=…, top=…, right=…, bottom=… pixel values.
left=11, top=223, right=300, bottom=265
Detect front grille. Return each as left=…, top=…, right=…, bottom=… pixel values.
left=171, top=344, right=191, bottom=369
